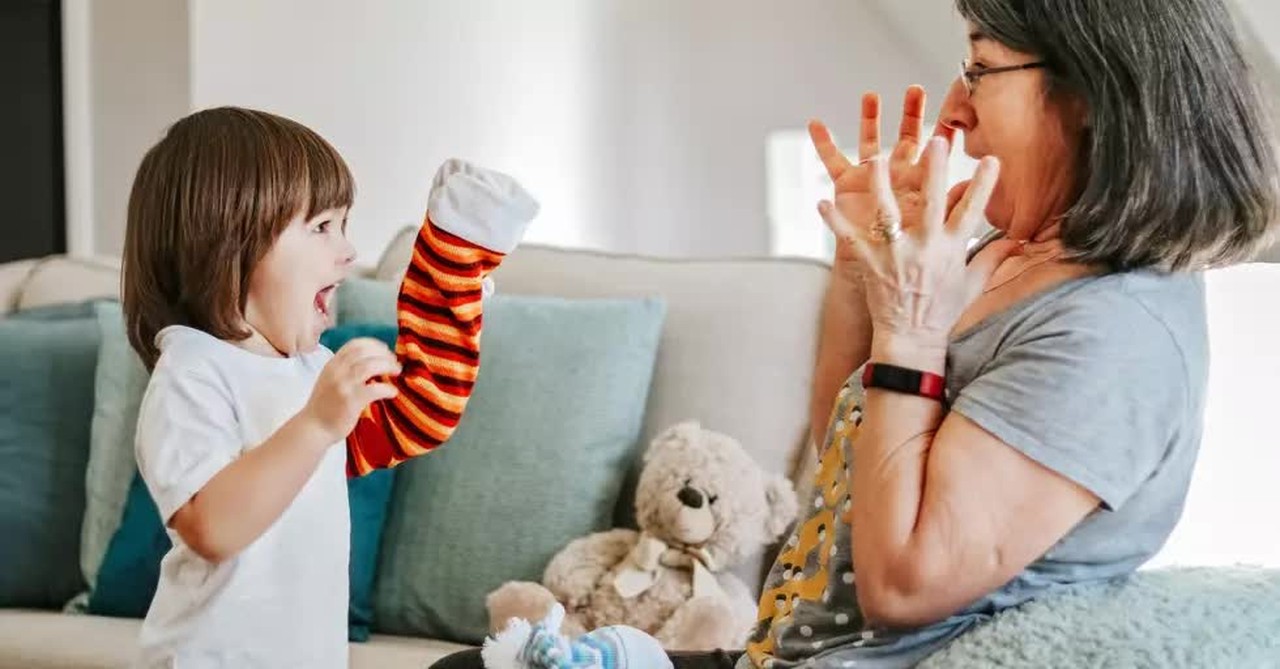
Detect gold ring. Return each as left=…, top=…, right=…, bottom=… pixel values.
left=870, top=213, right=903, bottom=243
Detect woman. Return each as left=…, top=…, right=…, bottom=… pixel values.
left=433, top=0, right=1277, bottom=667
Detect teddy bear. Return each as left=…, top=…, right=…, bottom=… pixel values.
left=486, top=421, right=798, bottom=652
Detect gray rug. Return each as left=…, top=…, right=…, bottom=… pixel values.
left=919, top=567, right=1280, bottom=668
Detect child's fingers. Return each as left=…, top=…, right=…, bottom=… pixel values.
left=336, top=337, right=393, bottom=362
left=361, top=383, right=400, bottom=404
left=351, top=357, right=402, bottom=385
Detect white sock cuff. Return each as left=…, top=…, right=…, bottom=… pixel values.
left=427, top=158, right=539, bottom=254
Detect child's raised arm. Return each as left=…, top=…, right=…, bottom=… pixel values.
left=345, top=160, right=537, bottom=477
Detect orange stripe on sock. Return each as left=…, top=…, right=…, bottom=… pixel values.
left=345, top=215, right=500, bottom=477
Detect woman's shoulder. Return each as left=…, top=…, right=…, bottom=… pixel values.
left=1054, top=270, right=1206, bottom=344
left=1004, top=270, right=1209, bottom=394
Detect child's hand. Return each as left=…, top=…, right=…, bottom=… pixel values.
left=303, top=338, right=402, bottom=444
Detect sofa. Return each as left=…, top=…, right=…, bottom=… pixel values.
left=0, top=228, right=831, bottom=669
left=5, top=227, right=1278, bottom=669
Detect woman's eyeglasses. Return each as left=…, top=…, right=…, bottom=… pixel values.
left=960, top=59, right=1047, bottom=96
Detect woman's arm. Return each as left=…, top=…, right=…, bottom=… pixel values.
left=847, top=335, right=1098, bottom=627
left=809, top=268, right=872, bottom=451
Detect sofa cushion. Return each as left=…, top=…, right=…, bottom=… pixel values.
left=0, top=308, right=99, bottom=608
left=0, top=610, right=471, bottom=669
left=364, top=285, right=667, bottom=644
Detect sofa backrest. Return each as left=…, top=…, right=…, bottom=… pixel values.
left=1, top=257, right=120, bottom=314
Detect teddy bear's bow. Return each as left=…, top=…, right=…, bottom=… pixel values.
left=612, top=532, right=724, bottom=600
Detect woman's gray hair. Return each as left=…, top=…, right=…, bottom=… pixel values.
left=957, top=0, right=1280, bottom=271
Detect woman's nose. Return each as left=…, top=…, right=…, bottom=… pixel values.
left=938, top=77, right=975, bottom=135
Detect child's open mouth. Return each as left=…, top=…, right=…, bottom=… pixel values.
left=314, top=283, right=339, bottom=319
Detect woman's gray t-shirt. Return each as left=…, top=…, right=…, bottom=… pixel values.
left=740, top=270, right=1208, bottom=668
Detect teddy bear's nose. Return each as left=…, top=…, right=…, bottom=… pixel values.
left=677, top=486, right=705, bottom=509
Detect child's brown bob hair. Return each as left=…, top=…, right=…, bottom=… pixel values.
left=122, top=106, right=354, bottom=369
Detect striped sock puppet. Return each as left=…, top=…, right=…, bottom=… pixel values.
left=345, top=159, right=538, bottom=477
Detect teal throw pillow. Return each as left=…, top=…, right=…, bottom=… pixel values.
left=0, top=307, right=100, bottom=607
left=87, top=470, right=168, bottom=617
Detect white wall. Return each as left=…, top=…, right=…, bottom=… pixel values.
left=189, top=0, right=936, bottom=261
left=595, top=0, right=943, bottom=257
left=1148, top=264, right=1280, bottom=570
left=1235, top=0, right=1279, bottom=64
left=64, top=0, right=1277, bottom=261
left=63, top=0, right=191, bottom=258
left=191, top=0, right=619, bottom=262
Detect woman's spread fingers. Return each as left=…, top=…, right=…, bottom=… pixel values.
left=859, top=92, right=882, bottom=163
left=893, top=85, right=927, bottom=164
left=817, top=199, right=859, bottom=239
left=950, top=157, right=1001, bottom=238
left=808, top=119, right=855, bottom=182
left=920, top=137, right=952, bottom=233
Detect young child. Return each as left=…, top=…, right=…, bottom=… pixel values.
left=121, top=106, right=537, bottom=668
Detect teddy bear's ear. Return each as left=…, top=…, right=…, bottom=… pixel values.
left=644, top=420, right=702, bottom=462
left=764, top=475, right=799, bottom=539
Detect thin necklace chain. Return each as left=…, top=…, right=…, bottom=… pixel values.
left=983, top=243, right=1066, bottom=294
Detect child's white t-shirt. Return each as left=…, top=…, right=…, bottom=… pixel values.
left=133, top=326, right=349, bottom=669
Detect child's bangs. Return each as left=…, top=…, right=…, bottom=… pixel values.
left=295, top=131, right=355, bottom=220
left=262, top=123, right=356, bottom=227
